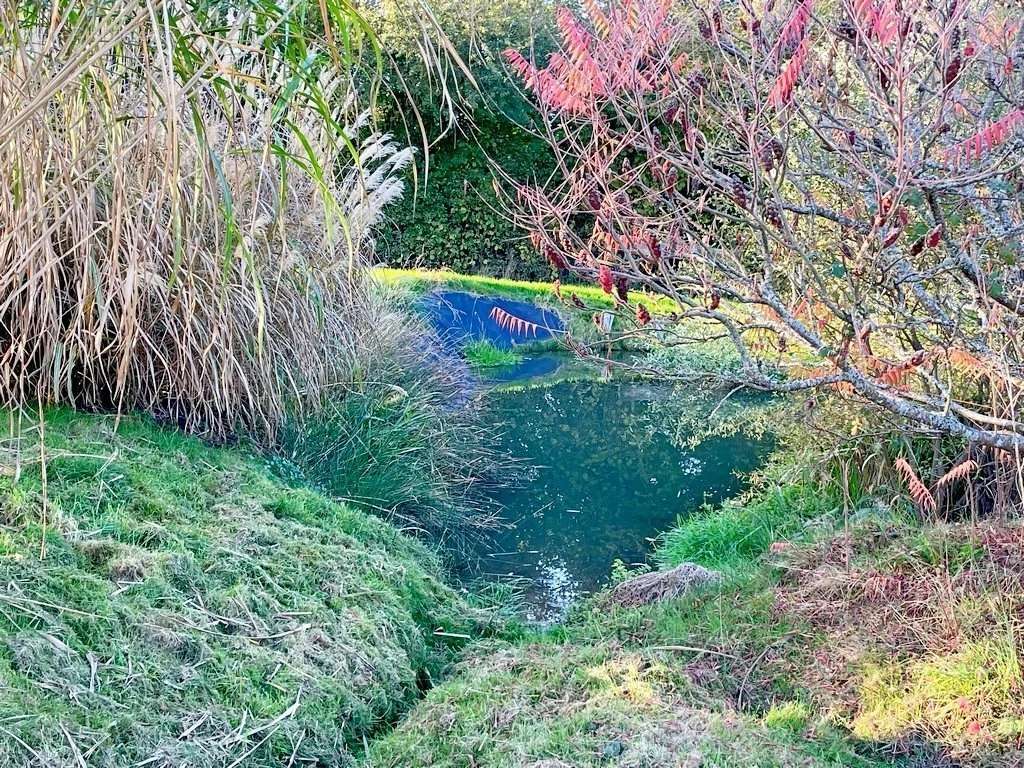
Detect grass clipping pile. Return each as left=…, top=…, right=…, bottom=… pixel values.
left=607, top=563, right=720, bottom=608
left=0, top=410, right=478, bottom=766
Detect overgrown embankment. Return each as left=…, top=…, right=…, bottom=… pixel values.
left=368, top=471, right=1024, bottom=768
left=0, top=410, right=484, bottom=766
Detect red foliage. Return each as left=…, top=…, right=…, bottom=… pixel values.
left=853, top=0, right=900, bottom=45
left=769, top=36, right=812, bottom=107
left=945, top=109, right=1024, bottom=166
left=503, top=0, right=1024, bottom=456
left=503, top=0, right=678, bottom=114
left=936, top=460, right=978, bottom=488
left=775, top=0, right=814, bottom=55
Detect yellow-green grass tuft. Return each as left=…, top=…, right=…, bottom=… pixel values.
left=463, top=340, right=524, bottom=369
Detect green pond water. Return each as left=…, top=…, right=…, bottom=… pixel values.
left=468, top=354, right=768, bottom=622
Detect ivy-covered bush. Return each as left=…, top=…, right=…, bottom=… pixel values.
left=368, top=0, right=557, bottom=280
left=377, top=125, right=554, bottom=279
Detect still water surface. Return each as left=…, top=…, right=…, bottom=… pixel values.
left=466, top=355, right=767, bottom=621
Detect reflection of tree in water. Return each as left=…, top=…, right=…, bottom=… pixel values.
left=646, top=384, right=779, bottom=452
left=472, top=377, right=769, bottom=620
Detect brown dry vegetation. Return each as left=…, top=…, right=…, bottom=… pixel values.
left=0, top=2, right=410, bottom=439
left=769, top=516, right=1024, bottom=762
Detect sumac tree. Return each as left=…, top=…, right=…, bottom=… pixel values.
left=505, top=0, right=1024, bottom=469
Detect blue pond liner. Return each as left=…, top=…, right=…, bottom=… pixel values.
left=419, top=290, right=565, bottom=351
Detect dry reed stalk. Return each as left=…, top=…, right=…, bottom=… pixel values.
left=0, top=1, right=413, bottom=438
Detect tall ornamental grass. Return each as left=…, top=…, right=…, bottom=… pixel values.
left=0, top=0, right=411, bottom=438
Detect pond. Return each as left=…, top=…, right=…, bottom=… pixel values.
left=465, top=353, right=769, bottom=622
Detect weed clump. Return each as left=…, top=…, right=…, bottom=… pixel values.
left=463, top=340, right=524, bottom=369
left=279, top=307, right=505, bottom=540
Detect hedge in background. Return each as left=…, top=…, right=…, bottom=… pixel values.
left=377, top=125, right=554, bottom=280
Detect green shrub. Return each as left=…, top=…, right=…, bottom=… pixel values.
left=378, top=126, right=556, bottom=280
left=368, top=0, right=559, bottom=280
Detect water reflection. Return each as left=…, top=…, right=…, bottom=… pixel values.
left=467, top=363, right=767, bottom=622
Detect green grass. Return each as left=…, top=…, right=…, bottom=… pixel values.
left=280, top=374, right=501, bottom=540
left=365, top=585, right=888, bottom=768
left=0, top=409, right=487, bottom=766
left=374, top=266, right=680, bottom=314
left=364, top=638, right=884, bottom=768
left=463, top=340, right=523, bottom=369
left=853, top=635, right=1024, bottom=746
left=365, top=467, right=901, bottom=768
left=657, top=477, right=843, bottom=572
left=764, top=701, right=813, bottom=733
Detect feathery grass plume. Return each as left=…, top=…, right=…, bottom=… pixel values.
left=936, top=459, right=979, bottom=488
left=895, top=457, right=937, bottom=513
left=0, top=1, right=412, bottom=439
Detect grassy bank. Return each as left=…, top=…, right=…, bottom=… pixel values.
left=0, top=410, right=487, bottom=766
left=368, top=463, right=1024, bottom=767
left=375, top=267, right=615, bottom=307
left=6, top=411, right=1020, bottom=767
left=374, top=267, right=681, bottom=315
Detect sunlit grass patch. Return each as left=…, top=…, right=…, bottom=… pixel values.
left=375, top=266, right=613, bottom=305
left=463, top=340, right=523, bottom=369
left=583, top=655, right=667, bottom=707
left=764, top=700, right=812, bottom=733
left=373, top=266, right=681, bottom=314
left=852, top=633, right=1024, bottom=750
left=658, top=477, right=841, bottom=571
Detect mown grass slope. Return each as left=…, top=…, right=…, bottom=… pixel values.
left=364, top=579, right=888, bottom=768
left=0, top=409, right=480, bottom=766
left=365, top=481, right=888, bottom=768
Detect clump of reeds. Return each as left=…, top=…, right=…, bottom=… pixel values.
left=280, top=300, right=507, bottom=540
left=0, top=1, right=411, bottom=438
